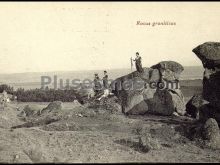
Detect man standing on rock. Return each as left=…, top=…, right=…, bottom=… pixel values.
left=133, top=52, right=143, bottom=72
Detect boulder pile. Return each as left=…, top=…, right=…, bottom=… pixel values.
left=111, top=61, right=186, bottom=116
left=186, top=42, right=220, bottom=124
left=18, top=101, right=63, bottom=118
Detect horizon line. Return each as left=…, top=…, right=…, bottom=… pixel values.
left=0, top=65, right=203, bottom=75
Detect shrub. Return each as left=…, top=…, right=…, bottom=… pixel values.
left=1, top=84, right=78, bottom=102
left=0, top=84, right=14, bottom=94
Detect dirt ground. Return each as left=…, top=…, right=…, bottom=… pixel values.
left=0, top=101, right=219, bottom=163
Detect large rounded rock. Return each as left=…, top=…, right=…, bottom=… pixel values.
left=119, top=81, right=149, bottom=115
left=123, top=95, right=149, bottom=115
left=151, top=61, right=184, bottom=74
left=112, top=71, right=155, bottom=115
left=151, top=61, right=184, bottom=81
left=149, top=89, right=185, bottom=116
left=193, top=42, right=220, bottom=68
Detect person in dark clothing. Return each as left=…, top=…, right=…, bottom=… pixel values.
left=97, top=71, right=110, bottom=101
left=133, top=52, right=143, bottom=72
left=93, top=73, right=102, bottom=96
left=103, top=70, right=109, bottom=89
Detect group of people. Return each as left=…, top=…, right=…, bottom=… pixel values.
left=93, top=70, right=111, bottom=101
left=91, top=52, right=143, bottom=101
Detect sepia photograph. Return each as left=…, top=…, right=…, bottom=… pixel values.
left=0, top=1, right=220, bottom=163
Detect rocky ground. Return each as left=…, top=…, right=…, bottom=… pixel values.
left=1, top=42, right=220, bottom=163
left=0, top=100, right=219, bottom=163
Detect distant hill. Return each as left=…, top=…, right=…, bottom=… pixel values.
left=0, top=66, right=203, bottom=90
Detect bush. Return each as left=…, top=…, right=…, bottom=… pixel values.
left=0, top=84, right=78, bottom=102
left=0, top=84, right=14, bottom=94
left=15, top=88, right=78, bottom=102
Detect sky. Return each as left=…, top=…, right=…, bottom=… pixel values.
left=0, top=2, right=220, bottom=74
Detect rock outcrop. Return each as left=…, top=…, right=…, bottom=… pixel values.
left=39, top=101, right=62, bottom=115
left=192, top=42, right=220, bottom=123
left=186, top=95, right=209, bottom=119
left=18, top=101, right=62, bottom=119
left=112, top=61, right=185, bottom=116
left=151, top=61, right=184, bottom=81
left=87, top=96, right=122, bottom=114
left=18, top=105, right=41, bottom=118
left=202, top=118, right=220, bottom=149
left=74, top=84, right=95, bottom=104
left=13, top=101, right=63, bottom=129
left=112, top=74, right=149, bottom=115
left=192, top=42, right=220, bottom=68
left=150, top=89, right=185, bottom=116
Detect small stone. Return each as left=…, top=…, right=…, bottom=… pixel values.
left=15, top=155, right=19, bottom=159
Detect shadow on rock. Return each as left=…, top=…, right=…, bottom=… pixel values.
left=175, top=118, right=220, bottom=150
